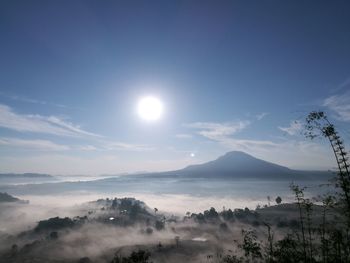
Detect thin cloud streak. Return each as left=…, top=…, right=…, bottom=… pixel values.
left=0, top=136, right=153, bottom=153
left=323, top=91, right=350, bottom=122
left=100, top=141, right=154, bottom=152
left=0, top=104, right=154, bottom=153
left=256, top=112, right=269, bottom=120
left=185, top=121, right=250, bottom=141
left=0, top=137, right=70, bottom=151
left=278, top=121, right=302, bottom=136
left=186, top=120, right=333, bottom=170
left=0, top=104, right=99, bottom=138
left=175, top=134, right=193, bottom=139
left=0, top=92, right=82, bottom=110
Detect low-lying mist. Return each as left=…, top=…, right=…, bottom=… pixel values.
left=0, top=194, right=257, bottom=263
left=0, top=174, right=336, bottom=263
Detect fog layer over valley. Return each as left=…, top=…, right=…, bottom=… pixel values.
left=0, top=152, right=340, bottom=262
left=0, top=152, right=333, bottom=214
left=0, top=193, right=332, bottom=263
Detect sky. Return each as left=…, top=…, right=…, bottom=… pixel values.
left=0, top=0, right=350, bottom=175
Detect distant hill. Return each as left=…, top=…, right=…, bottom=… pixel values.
left=0, top=151, right=332, bottom=196
left=0, top=173, right=54, bottom=179
left=0, top=173, right=57, bottom=185
left=0, top=192, right=20, bottom=202
left=134, top=151, right=332, bottom=180
left=182, top=151, right=291, bottom=175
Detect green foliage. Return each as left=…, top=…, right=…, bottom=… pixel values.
left=111, top=250, right=152, bottom=263
left=109, top=197, right=149, bottom=221
left=239, top=229, right=262, bottom=260
left=34, top=217, right=75, bottom=232
left=305, top=111, right=350, bottom=221
left=273, top=234, right=303, bottom=263
left=221, top=208, right=235, bottom=221
left=304, top=111, right=350, bottom=262
left=221, top=255, right=243, bottom=263
left=154, top=220, right=164, bottom=230
left=275, top=196, right=282, bottom=205
left=49, top=231, right=58, bottom=240
left=203, top=207, right=219, bottom=220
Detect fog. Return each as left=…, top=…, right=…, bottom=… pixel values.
left=0, top=194, right=252, bottom=262
left=0, top=191, right=272, bottom=234
left=1, top=188, right=306, bottom=262
left=0, top=176, right=333, bottom=262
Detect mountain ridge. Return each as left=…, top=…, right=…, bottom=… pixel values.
left=127, top=151, right=332, bottom=180
left=182, top=151, right=291, bottom=173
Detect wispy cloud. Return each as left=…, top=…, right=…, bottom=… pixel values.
left=101, top=141, right=154, bottom=151
left=175, top=134, right=193, bottom=139
left=0, top=104, right=99, bottom=137
left=278, top=121, right=302, bottom=136
left=323, top=91, right=350, bottom=121
left=0, top=136, right=152, bottom=152
left=0, top=104, right=154, bottom=153
left=0, top=92, right=79, bottom=110
left=256, top=112, right=269, bottom=120
left=331, top=77, right=350, bottom=93
left=0, top=137, right=70, bottom=151
left=185, top=120, right=332, bottom=170
left=184, top=120, right=276, bottom=152
left=185, top=121, right=250, bottom=141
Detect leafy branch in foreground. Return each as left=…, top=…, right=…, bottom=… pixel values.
left=305, top=111, right=350, bottom=221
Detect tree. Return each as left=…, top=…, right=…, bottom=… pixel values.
left=204, top=207, right=219, bottom=219
left=239, top=229, right=262, bottom=261
left=290, top=183, right=307, bottom=262
left=273, top=234, right=303, bottom=263
left=49, top=231, right=58, bottom=240
left=305, top=111, right=350, bottom=261
left=155, top=220, right=164, bottom=230
left=305, top=111, right=350, bottom=221
left=79, top=257, right=92, bottom=263
left=276, top=196, right=282, bottom=205
left=110, top=250, right=151, bottom=263
left=263, top=222, right=274, bottom=263
left=175, top=236, right=180, bottom=247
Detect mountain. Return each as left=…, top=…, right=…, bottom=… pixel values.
left=182, top=151, right=291, bottom=175
left=0, top=173, right=54, bottom=179
left=0, top=152, right=332, bottom=196
left=145, top=151, right=332, bottom=180
left=0, top=191, right=29, bottom=204
left=0, top=173, right=57, bottom=184
left=0, top=192, right=19, bottom=202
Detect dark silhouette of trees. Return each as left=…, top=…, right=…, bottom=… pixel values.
left=275, top=196, right=282, bottom=205
left=111, top=250, right=151, bottom=263
left=273, top=234, right=303, bottom=263
left=49, top=231, right=58, bottom=240
left=204, top=207, right=219, bottom=220
left=154, top=220, right=164, bottom=230
left=290, top=183, right=308, bottom=262
left=305, top=111, right=350, bottom=222
left=239, top=229, right=262, bottom=261
left=34, top=217, right=75, bottom=232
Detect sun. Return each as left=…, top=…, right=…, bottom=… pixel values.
left=137, top=96, right=163, bottom=121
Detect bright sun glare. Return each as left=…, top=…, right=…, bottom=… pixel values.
left=137, top=96, right=163, bottom=121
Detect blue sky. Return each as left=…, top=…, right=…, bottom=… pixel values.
left=0, top=0, right=350, bottom=175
